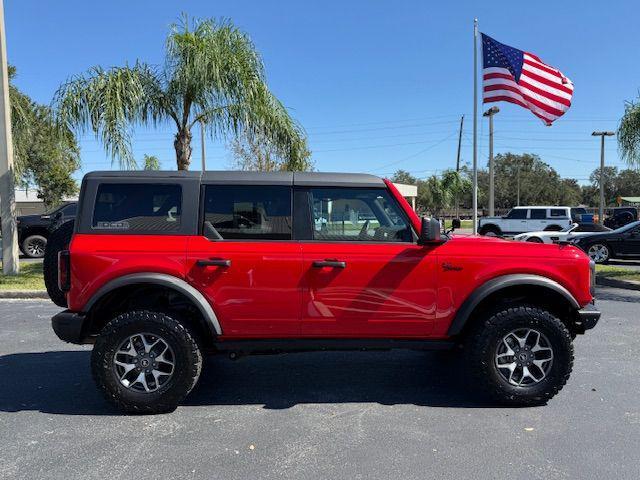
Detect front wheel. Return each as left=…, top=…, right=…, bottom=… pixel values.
left=91, top=311, right=202, bottom=414
left=466, top=305, right=573, bottom=406
left=22, top=234, right=47, bottom=258
left=587, top=243, right=610, bottom=264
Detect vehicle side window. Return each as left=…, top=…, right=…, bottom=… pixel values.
left=550, top=209, right=566, bottom=218
left=530, top=208, right=546, bottom=220
left=62, top=203, right=77, bottom=216
left=506, top=209, right=527, bottom=219
left=308, top=187, right=412, bottom=242
left=203, top=185, right=292, bottom=240
left=92, top=183, right=182, bottom=232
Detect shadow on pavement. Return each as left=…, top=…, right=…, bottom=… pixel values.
left=0, top=349, right=503, bottom=416
left=595, top=288, right=640, bottom=303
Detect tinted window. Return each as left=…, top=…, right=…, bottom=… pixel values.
left=203, top=185, right=291, bottom=240
left=62, top=203, right=77, bottom=216
left=530, top=209, right=546, bottom=220
left=574, top=223, right=610, bottom=233
left=309, top=187, right=412, bottom=242
left=92, top=184, right=181, bottom=232
left=506, top=209, right=527, bottom=219
left=550, top=209, right=567, bottom=217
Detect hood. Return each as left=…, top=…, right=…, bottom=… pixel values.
left=17, top=214, right=46, bottom=223
left=446, top=234, right=585, bottom=260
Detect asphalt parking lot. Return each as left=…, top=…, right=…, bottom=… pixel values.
left=1, top=287, right=639, bottom=480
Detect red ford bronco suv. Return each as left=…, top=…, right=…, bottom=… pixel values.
left=48, top=171, right=599, bottom=413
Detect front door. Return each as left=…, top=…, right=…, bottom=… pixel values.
left=299, top=187, right=437, bottom=337
left=186, top=184, right=302, bottom=337
left=619, top=224, right=640, bottom=256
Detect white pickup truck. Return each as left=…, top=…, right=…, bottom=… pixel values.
left=478, top=206, right=586, bottom=236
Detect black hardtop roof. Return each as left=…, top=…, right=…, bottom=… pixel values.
left=84, top=170, right=385, bottom=187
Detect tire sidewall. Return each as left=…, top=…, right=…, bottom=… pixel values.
left=92, top=311, right=201, bottom=413
left=471, top=307, right=573, bottom=404
left=22, top=234, right=47, bottom=258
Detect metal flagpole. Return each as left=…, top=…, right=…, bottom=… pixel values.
left=472, top=18, right=478, bottom=234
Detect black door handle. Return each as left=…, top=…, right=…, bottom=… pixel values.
left=196, top=258, right=231, bottom=267
left=312, top=259, right=346, bottom=268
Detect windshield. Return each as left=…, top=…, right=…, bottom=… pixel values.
left=613, top=220, right=640, bottom=233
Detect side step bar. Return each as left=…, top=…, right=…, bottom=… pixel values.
left=214, top=338, right=456, bottom=357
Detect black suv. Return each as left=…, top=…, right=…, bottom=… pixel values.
left=18, top=202, right=77, bottom=258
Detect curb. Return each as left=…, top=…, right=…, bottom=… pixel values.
left=0, top=290, right=49, bottom=299
left=596, top=276, right=640, bottom=291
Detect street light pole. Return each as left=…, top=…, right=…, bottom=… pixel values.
left=592, top=131, right=615, bottom=225
left=0, top=0, right=18, bottom=275
left=483, top=106, right=499, bottom=217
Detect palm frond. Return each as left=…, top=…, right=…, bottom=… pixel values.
left=52, top=62, right=166, bottom=169
left=618, top=98, right=640, bottom=167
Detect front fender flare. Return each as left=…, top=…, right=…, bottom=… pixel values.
left=83, top=273, right=222, bottom=335
left=447, top=274, right=579, bottom=336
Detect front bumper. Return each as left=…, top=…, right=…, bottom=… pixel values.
left=52, top=310, right=87, bottom=344
left=574, top=304, right=601, bottom=334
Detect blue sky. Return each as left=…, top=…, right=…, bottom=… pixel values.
left=5, top=0, right=639, bottom=183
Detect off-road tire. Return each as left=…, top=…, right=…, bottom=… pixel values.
left=466, top=305, right=573, bottom=406
left=92, top=310, right=202, bottom=414
left=43, top=220, right=74, bottom=307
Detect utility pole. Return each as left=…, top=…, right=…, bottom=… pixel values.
left=516, top=163, right=520, bottom=206
left=472, top=18, right=478, bottom=234
left=0, top=0, right=18, bottom=275
left=592, top=131, right=615, bottom=225
left=483, top=106, right=499, bottom=216
left=200, top=118, right=206, bottom=171
left=454, top=115, right=464, bottom=218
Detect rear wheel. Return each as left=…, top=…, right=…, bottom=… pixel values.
left=91, top=310, right=202, bottom=414
left=526, top=237, right=543, bottom=243
left=43, top=220, right=74, bottom=307
left=466, top=305, right=573, bottom=406
left=22, top=234, right=47, bottom=258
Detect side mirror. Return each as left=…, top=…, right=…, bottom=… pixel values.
left=418, top=217, right=442, bottom=245
left=451, top=218, right=461, bottom=230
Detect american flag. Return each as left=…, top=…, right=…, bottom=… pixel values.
left=481, top=33, right=573, bottom=126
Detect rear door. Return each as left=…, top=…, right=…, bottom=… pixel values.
left=298, top=186, right=437, bottom=337
left=186, top=184, right=302, bottom=337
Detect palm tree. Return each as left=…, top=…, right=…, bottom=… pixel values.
left=53, top=16, right=306, bottom=170
left=619, top=98, right=640, bottom=166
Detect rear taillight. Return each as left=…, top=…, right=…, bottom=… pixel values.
left=58, top=250, right=71, bottom=292
left=589, top=260, right=596, bottom=297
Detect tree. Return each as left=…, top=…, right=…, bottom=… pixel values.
left=618, top=97, right=640, bottom=166
left=54, top=16, right=306, bottom=171
left=440, top=169, right=470, bottom=216
left=391, top=170, right=418, bottom=186
left=142, top=154, right=161, bottom=170
left=10, top=67, right=79, bottom=206
left=230, top=132, right=313, bottom=171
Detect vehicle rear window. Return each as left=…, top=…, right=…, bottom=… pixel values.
left=550, top=209, right=567, bottom=217
left=202, top=185, right=292, bottom=240
left=530, top=208, right=546, bottom=219
left=308, top=187, right=412, bottom=242
left=92, top=183, right=182, bottom=232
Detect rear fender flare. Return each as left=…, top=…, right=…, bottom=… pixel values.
left=83, top=273, right=222, bottom=335
left=447, top=274, right=579, bottom=336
